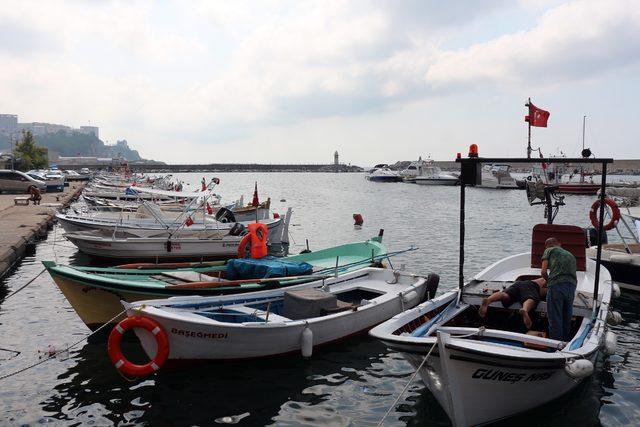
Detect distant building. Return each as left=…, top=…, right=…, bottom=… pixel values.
left=0, top=113, right=99, bottom=138
left=0, top=114, right=18, bottom=134
left=79, top=126, right=99, bottom=138
left=334, top=151, right=339, bottom=165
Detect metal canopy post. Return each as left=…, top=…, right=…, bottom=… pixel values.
left=459, top=181, right=465, bottom=291
left=592, top=160, right=607, bottom=313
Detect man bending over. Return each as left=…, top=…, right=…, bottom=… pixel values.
left=479, top=278, right=546, bottom=329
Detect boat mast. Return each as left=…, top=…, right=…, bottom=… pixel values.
left=526, top=98, right=532, bottom=158
left=592, top=159, right=607, bottom=316
left=580, top=115, right=587, bottom=183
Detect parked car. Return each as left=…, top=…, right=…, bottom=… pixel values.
left=27, top=170, right=65, bottom=192
left=0, top=169, right=47, bottom=193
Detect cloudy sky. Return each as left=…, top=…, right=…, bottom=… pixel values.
left=0, top=0, right=638, bottom=164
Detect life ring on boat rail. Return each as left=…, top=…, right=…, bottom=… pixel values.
left=108, top=316, right=169, bottom=377
left=589, top=198, right=620, bottom=231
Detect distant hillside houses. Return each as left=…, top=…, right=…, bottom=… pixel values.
left=0, top=113, right=98, bottom=138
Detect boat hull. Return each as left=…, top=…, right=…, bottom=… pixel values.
left=65, top=234, right=242, bottom=260
left=414, top=178, right=458, bottom=186
left=401, top=343, right=596, bottom=426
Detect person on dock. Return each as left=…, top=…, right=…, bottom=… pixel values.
left=28, top=185, right=41, bottom=205
left=479, top=278, right=546, bottom=329
left=541, top=237, right=577, bottom=341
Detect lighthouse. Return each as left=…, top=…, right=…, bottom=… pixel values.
left=334, top=150, right=339, bottom=172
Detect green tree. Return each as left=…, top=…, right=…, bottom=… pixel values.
left=13, top=131, right=48, bottom=171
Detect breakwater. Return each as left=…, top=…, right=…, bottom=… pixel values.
left=0, top=183, right=85, bottom=278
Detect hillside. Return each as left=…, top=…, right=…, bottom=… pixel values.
left=0, top=132, right=144, bottom=161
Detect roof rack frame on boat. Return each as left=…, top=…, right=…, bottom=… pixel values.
left=455, top=154, right=614, bottom=316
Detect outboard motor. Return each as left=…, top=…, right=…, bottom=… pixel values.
left=424, top=273, right=440, bottom=301
left=585, top=227, right=608, bottom=247
left=215, top=207, right=236, bottom=224
left=229, top=222, right=246, bottom=236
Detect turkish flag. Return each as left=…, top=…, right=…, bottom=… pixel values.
left=525, top=103, right=550, bottom=127
left=185, top=216, right=194, bottom=227
left=206, top=202, right=213, bottom=215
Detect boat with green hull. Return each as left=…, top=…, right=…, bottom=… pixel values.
left=43, top=235, right=391, bottom=330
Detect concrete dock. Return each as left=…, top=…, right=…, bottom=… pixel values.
left=0, top=183, right=85, bottom=277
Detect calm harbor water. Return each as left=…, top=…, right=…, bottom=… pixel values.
left=1, top=172, right=639, bottom=426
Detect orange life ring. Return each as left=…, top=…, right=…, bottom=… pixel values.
left=237, top=233, right=252, bottom=258
left=108, top=316, right=169, bottom=377
left=589, top=198, right=620, bottom=231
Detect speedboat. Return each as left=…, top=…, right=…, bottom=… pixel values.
left=109, top=267, right=434, bottom=376
left=366, top=164, right=401, bottom=182
left=399, top=157, right=429, bottom=183
left=478, top=164, right=519, bottom=189
left=414, top=161, right=459, bottom=186
left=43, top=234, right=390, bottom=330
left=370, top=152, right=619, bottom=426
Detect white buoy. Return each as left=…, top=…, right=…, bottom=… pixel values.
left=604, top=331, right=617, bottom=355
left=565, top=359, right=594, bottom=379
left=608, top=311, right=623, bottom=326
left=402, top=290, right=418, bottom=305
left=611, top=283, right=621, bottom=299
left=301, top=327, right=313, bottom=357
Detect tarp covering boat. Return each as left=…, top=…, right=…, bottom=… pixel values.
left=225, top=256, right=313, bottom=280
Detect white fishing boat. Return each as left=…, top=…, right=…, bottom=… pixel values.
left=365, top=164, right=401, bottom=182
left=370, top=153, right=619, bottom=426
left=414, top=161, right=458, bottom=186
left=109, top=267, right=435, bottom=375
left=478, top=164, right=519, bottom=189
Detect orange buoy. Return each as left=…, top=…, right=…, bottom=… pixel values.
left=353, top=213, right=364, bottom=226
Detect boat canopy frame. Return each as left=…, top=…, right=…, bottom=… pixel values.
left=455, top=155, right=614, bottom=314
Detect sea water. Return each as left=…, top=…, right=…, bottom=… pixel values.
left=0, top=172, right=638, bottom=426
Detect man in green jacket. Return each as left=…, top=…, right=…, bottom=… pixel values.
left=541, top=237, right=577, bottom=341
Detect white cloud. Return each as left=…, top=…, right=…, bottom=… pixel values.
left=425, top=0, right=640, bottom=89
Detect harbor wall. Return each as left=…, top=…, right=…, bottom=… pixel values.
left=0, top=183, right=85, bottom=278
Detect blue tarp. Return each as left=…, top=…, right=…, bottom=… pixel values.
left=226, top=256, right=313, bottom=281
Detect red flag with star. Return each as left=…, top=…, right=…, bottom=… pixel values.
left=525, top=103, right=550, bottom=127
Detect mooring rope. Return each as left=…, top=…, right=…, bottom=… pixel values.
left=3, top=268, right=46, bottom=301
left=0, top=308, right=127, bottom=382
left=376, top=328, right=482, bottom=426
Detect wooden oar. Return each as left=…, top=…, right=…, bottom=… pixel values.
left=165, top=274, right=330, bottom=290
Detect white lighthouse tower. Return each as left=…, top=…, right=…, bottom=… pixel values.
left=334, top=150, right=339, bottom=172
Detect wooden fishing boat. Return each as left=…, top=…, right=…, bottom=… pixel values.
left=43, top=235, right=390, bottom=330
left=370, top=153, right=619, bottom=426
left=112, top=267, right=432, bottom=374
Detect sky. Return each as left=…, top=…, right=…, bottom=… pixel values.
left=0, top=0, right=639, bottom=165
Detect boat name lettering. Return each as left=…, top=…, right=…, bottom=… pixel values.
left=171, top=328, right=228, bottom=339
left=471, top=368, right=553, bottom=383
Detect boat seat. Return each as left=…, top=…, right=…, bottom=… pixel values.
left=531, top=224, right=586, bottom=271
left=283, top=289, right=347, bottom=320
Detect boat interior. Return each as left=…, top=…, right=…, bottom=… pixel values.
left=394, top=224, right=596, bottom=351
left=174, top=287, right=385, bottom=324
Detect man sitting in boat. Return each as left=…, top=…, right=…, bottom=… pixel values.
left=541, top=237, right=577, bottom=341
left=478, top=278, right=546, bottom=329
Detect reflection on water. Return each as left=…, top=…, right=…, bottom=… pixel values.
left=0, top=172, right=639, bottom=425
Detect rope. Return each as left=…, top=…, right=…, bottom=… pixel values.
left=0, top=308, right=127, bottom=382
left=3, top=268, right=46, bottom=301
left=377, top=341, right=438, bottom=427
left=376, top=328, right=483, bottom=426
